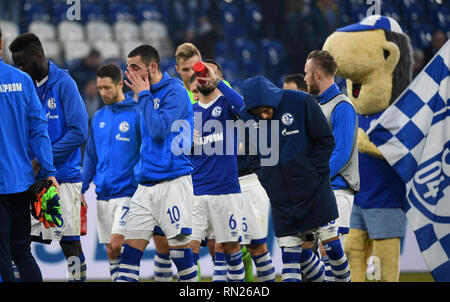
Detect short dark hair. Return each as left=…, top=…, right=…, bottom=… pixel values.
left=128, top=44, right=160, bottom=70
left=307, top=50, right=338, bottom=77
left=9, top=33, right=44, bottom=55
left=0, top=26, right=2, bottom=40
left=284, top=73, right=307, bottom=91
left=96, top=63, right=123, bottom=84
left=203, top=59, right=224, bottom=79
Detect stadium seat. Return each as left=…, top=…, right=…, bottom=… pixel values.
left=108, top=2, right=134, bottom=23
left=244, top=2, right=263, bottom=39
left=93, top=40, right=121, bottom=60
left=57, top=21, right=85, bottom=43
left=63, top=41, right=91, bottom=62
left=260, top=38, right=287, bottom=80
left=233, top=39, right=259, bottom=64
left=81, top=2, right=105, bottom=23
left=23, top=2, right=50, bottom=24
left=114, top=21, right=141, bottom=42
left=42, top=40, right=62, bottom=64
left=218, top=58, right=240, bottom=82
left=160, top=57, right=178, bottom=78
left=86, top=20, right=114, bottom=42
left=140, top=20, right=170, bottom=42
left=134, top=2, right=163, bottom=23
left=28, top=21, right=57, bottom=41
left=214, top=40, right=231, bottom=58
left=121, top=40, right=144, bottom=61
left=221, top=3, right=245, bottom=41
left=0, top=21, right=20, bottom=42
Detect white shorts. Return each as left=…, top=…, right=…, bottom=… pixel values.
left=97, top=197, right=131, bottom=244
left=277, top=229, right=317, bottom=248
left=333, top=189, right=354, bottom=233
left=31, top=182, right=82, bottom=241
left=125, top=175, right=194, bottom=243
left=191, top=193, right=243, bottom=244
left=239, top=173, right=270, bottom=245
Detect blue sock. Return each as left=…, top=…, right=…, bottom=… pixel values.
left=252, top=252, right=275, bottom=282
left=281, top=246, right=302, bottom=282
left=323, top=239, right=351, bottom=282
left=67, top=252, right=87, bottom=282
left=170, top=248, right=198, bottom=282
left=322, top=256, right=335, bottom=281
left=117, top=244, right=143, bottom=282
left=213, top=252, right=227, bottom=282
left=225, top=251, right=245, bottom=282
left=299, top=249, right=325, bottom=282
left=154, top=252, right=173, bottom=282
left=109, top=258, right=119, bottom=282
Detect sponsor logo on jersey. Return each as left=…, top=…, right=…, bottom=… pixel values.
left=0, top=82, right=23, bottom=92
left=281, top=128, right=299, bottom=136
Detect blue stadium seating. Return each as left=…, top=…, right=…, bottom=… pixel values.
left=7, top=0, right=450, bottom=88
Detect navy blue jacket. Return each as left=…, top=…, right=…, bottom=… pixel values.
left=239, top=75, right=338, bottom=237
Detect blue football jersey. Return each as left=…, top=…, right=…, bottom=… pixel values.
left=191, top=95, right=241, bottom=196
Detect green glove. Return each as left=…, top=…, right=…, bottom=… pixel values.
left=41, top=186, right=64, bottom=227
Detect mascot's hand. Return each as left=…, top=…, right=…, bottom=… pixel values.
left=357, top=128, right=384, bottom=160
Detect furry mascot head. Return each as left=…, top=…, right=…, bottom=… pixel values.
left=323, top=15, right=413, bottom=115
left=322, top=15, right=414, bottom=282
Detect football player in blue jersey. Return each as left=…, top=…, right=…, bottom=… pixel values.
left=10, top=33, right=89, bottom=282
left=81, top=63, right=142, bottom=281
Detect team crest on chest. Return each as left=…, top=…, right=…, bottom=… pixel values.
left=153, top=98, right=160, bottom=110
left=47, top=98, right=56, bottom=110
left=281, top=112, right=294, bottom=126
left=119, top=121, right=130, bottom=133
left=212, top=106, right=223, bottom=118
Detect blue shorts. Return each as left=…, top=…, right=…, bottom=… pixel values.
left=350, top=205, right=406, bottom=239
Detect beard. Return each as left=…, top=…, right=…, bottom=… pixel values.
left=198, top=84, right=216, bottom=96
left=307, top=79, right=321, bottom=96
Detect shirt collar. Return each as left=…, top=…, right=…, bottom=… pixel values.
left=316, top=83, right=341, bottom=105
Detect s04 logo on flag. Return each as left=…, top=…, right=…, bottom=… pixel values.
left=367, top=40, right=450, bottom=281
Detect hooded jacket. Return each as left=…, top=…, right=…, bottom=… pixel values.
left=136, top=72, right=193, bottom=184
left=0, top=58, right=56, bottom=194
left=81, top=97, right=141, bottom=200
left=35, top=61, right=89, bottom=183
left=239, top=75, right=338, bottom=237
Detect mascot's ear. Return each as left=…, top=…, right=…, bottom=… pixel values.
left=382, top=41, right=400, bottom=73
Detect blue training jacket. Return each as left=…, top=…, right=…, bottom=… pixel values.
left=136, top=72, right=193, bottom=184
left=82, top=97, right=141, bottom=200
left=239, top=75, right=338, bottom=237
left=0, top=58, right=56, bottom=194
left=36, top=61, right=89, bottom=183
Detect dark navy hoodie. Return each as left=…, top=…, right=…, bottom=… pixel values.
left=239, top=75, right=338, bottom=237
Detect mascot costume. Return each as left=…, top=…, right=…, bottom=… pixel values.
left=323, top=15, right=413, bottom=281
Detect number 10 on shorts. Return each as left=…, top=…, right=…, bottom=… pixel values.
left=167, top=205, right=180, bottom=224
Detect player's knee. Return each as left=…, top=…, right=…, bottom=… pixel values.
left=106, top=242, right=122, bottom=258
left=246, top=243, right=268, bottom=257
left=221, top=242, right=240, bottom=255
left=60, top=240, right=82, bottom=258
left=167, top=234, right=191, bottom=249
